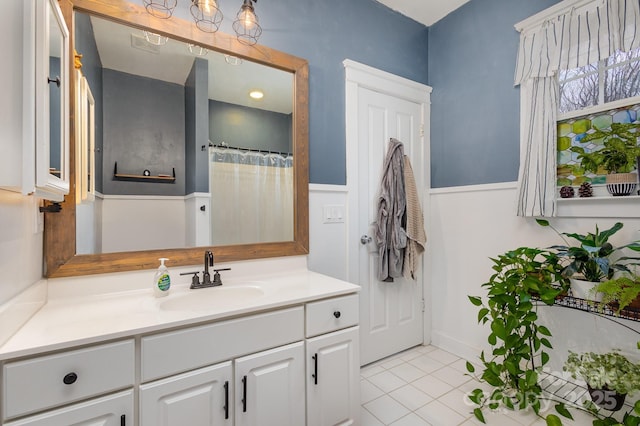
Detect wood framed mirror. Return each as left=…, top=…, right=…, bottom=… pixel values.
left=45, top=0, right=308, bottom=277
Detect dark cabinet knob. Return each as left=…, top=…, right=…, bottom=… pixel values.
left=63, top=372, right=78, bottom=385
left=333, top=311, right=341, bottom=319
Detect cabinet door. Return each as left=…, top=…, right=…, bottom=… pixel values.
left=4, top=390, right=133, bottom=426
left=306, top=327, right=360, bottom=426
left=235, top=341, right=305, bottom=426
left=140, top=361, right=232, bottom=426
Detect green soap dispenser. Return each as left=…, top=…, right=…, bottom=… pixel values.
left=154, top=258, right=171, bottom=297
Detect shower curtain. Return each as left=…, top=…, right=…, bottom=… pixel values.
left=209, top=147, right=294, bottom=246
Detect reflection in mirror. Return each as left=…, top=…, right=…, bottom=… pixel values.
left=74, top=12, right=294, bottom=254
left=48, top=0, right=63, bottom=178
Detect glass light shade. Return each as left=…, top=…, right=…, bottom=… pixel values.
left=249, top=90, right=264, bottom=99
left=143, top=31, right=169, bottom=46
left=190, top=0, right=223, bottom=33
left=142, top=0, right=177, bottom=19
left=232, top=1, right=262, bottom=45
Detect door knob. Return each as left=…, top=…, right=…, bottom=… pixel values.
left=360, top=235, right=372, bottom=245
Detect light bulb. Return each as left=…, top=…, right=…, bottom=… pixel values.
left=239, top=8, right=257, bottom=31
left=198, top=0, right=216, bottom=15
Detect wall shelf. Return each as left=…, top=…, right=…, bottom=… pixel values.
left=113, top=162, right=175, bottom=183
left=545, top=295, right=640, bottom=322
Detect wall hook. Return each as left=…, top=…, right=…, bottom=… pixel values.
left=40, top=202, right=62, bottom=213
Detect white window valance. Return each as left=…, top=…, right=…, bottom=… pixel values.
left=515, top=0, right=640, bottom=84
left=513, top=0, right=640, bottom=217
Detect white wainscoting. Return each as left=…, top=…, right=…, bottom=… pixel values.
left=429, top=182, right=640, bottom=366
left=308, top=184, right=349, bottom=282
left=101, top=195, right=186, bottom=253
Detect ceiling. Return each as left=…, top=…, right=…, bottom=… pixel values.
left=90, top=15, right=293, bottom=114
left=376, top=0, right=471, bottom=26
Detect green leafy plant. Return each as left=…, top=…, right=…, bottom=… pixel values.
left=467, top=247, right=570, bottom=423
left=537, top=220, right=640, bottom=283
left=592, top=273, right=640, bottom=313
left=564, top=351, right=640, bottom=396
left=571, top=122, right=640, bottom=174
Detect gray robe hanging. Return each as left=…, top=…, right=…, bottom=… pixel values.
left=375, top=138, right=407, bottom=282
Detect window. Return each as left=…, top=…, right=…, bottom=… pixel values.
left=559, top=47, right=640, bottom=114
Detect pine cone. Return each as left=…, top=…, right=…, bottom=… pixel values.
left=578, top=182, right=593, bottom=197
left=560, top=186, right=575, bottom=198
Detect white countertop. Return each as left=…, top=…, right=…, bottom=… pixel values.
left=0, top=257, right=359, bottom=360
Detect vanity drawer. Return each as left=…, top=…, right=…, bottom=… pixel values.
left=141, top=306, right=304, bottom=382
left=306, top=294, right=359, bottom=337
left=3, top=339, right=135, bottom=419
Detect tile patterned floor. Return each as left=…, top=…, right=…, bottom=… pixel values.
left=360, top=345, right=630, bottom=426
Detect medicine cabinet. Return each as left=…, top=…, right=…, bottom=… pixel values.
left=1, top=0, right=71, bottom=201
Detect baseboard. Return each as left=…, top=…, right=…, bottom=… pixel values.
left=431, top=330, right=484, bottom=363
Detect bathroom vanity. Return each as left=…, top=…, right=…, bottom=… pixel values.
left=0, top=260, right=360, bottom=426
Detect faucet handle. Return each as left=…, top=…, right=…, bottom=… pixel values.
left=212, top=268, right=231, bottom=286
left=180, top=271, right=201, bottom=288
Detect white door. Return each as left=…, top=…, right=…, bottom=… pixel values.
left=345, top=60, right=431, bottom=366
left=306, top=327, right=360, bottom=426
left=234, top=342, right=305, bottom=426
left=139, top=362, right=233, bottom=426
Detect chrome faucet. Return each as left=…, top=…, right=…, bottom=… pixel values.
left=203, top=250, right=214, bottom=286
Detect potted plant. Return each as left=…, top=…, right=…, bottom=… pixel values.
left=467, top=247, right=571, bottom=423
left=592, top=272, right=640, bottom=313
left=564, top=350, right=640, bottom=411
left=537, top=220, right=640, bottom=302
left=571, top=122, right=640, bottom=196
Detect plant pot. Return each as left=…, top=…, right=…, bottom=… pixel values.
left=570, top=278, right=603, bottom=302
left=587, top=385, right=627, bottom=411
left=606, top=173, right=638, bottom=196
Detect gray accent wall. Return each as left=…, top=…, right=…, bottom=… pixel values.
left=209, top=100, right=292, bottom=154
left=170, top=0, right=429, bottom=185
left=102, top=69, right=186, bottom=196
left=184, top=58, right=209, bottom=194
left=428, top=0, right=561, bottom=188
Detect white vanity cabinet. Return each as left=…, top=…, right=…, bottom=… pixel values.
left=234, top=342, right=305, bottom=426
left=0, top=284, right=360, bottom=426
left=140, top=362, right=233, bottom=426
left=305, top=295, right=360, bottom=426
left=4, top=391, right=134, bottom=426
left=139, top=306, right=305, bottom=426
left=1, top=340, right=135, bottom=425
left=0, top=0, right=70, bottom=201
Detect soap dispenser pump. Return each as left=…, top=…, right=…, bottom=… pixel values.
left=154, top=258, right=171, bottom=297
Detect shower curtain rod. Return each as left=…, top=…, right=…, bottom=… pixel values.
left=208, top=142, right=292, bottom=156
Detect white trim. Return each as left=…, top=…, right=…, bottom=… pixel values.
left=101, top=194, right=186, bottom=201
left=514, top=0, right=599, bottom=32
left=184, top=192, right=211, bottom=200
left=558, top=95, right=640, bottom=121
left=430, top=181, right=518, bottom=195
left=309, top=184, right=348, bottom=193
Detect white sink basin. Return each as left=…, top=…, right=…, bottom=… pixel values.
left=160, top=285, right=265, bottom=311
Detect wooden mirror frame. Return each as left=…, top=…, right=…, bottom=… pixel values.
left=45, top=0, right=309, bottom=277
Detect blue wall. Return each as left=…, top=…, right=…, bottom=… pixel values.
left=74, top=14, right=104, bottom=192
left=171, top=0, right=429, bottom=185
left=209, top=100, right=292, bottom=154
left=428, top=0, right=560, bottom=188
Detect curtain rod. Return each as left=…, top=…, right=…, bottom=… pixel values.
left=208, top=142, right=292, bottom=156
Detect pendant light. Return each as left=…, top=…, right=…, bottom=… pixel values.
left=190, top=0, right=223, bottom=33
left=232, top=0, right=262, bottom=45
left=142, top=0, right=177, bottom=19
left=142, top=0, right=263, bottom=45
